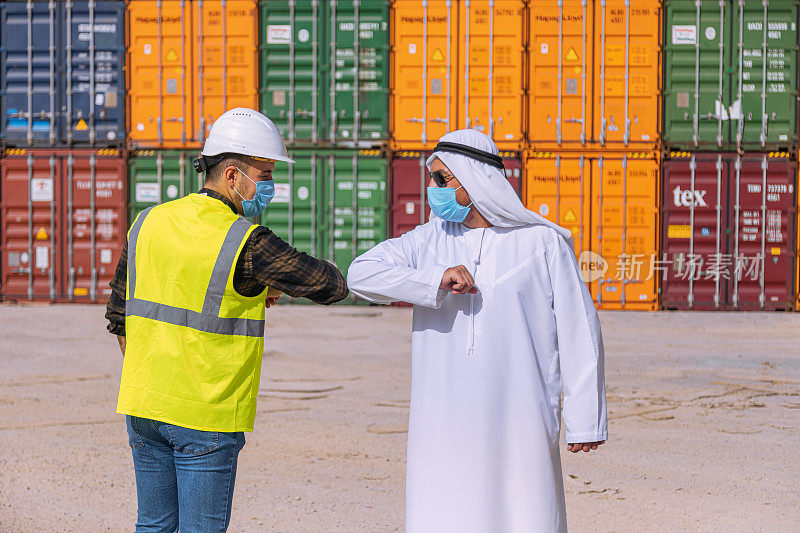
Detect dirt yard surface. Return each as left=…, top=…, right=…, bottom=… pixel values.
left=0, top=304, right=797, bottom=532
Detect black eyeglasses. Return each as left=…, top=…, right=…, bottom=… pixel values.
left=429, top=170, right=455, bottom=187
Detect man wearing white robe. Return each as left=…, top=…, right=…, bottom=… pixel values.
left=347, top=130, right=607, bottom=533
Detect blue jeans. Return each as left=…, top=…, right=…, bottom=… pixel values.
left=125, top=415, right=246, bottom=532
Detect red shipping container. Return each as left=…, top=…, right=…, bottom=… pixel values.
left=1, top=148, right=127, bottom=302
left=390, top=150, right=523, bottom=238
left=661, top=153, right=796, bottom=311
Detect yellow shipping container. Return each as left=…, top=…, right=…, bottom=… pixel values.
left=390, top=0, right=526, bottom=150
left=391, top=0, right=460, bottom=150
left=127, top=0, right=258, bottom=149
left=528, top=0, right=661, bottom=151
left=456, top=0, right=526, bottom=149
left=524, top=150, right=660, bottom=310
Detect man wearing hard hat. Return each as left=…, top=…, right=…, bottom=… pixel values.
left=105, top=108, right=348, bottom=531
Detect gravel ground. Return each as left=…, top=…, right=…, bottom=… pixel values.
left=0, top=304, right=798, bottom=532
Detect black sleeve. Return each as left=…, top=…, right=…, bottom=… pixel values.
left=105, top=240, right=128, bottom=336
left=244, top=226, right=349, bottom=305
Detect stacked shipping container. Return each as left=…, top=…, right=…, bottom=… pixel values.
left=660, top=1, right=799, bottom=310
left=2, top=1, right=799, bottom=310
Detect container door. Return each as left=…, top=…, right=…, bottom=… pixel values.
left=0, top=1, right=59, bottom=145
left=63, top=152, right=126, bottom=302
left=127, top=0, right=192, bottom=148
left=63, top=1, right=126, bottom=146
left=458, top=0, right=525, bottom=149
left=524, top=152, right=591, bottom=259
left=728, top=156, right=796, bottom=310
left=324, top=152, right=388, bottom=276
left=731, top=1, right=799, bottom=151
left=260, top=149, right=325, bottom=257
left=193, top=0, right=258, bottom=143
left=593, top=0, right=661, bottom=149
left=327, top=0, right=390, bottom=147
left=662, top=1, right=731, bottom=150
left=128, top=151, right=194, bottom=226
left=260, top=1, right=322, bottom=143
left=591, top=153, right=660, bottom=310
left=390, top=154, right=429, bottom=238
left=528, top=0, right=593, bottom=149
left=391, top=0, right=459, bottom=149
left=661, top=154, right=728, bottom=310
left=1, top=153, right=62, bottom=301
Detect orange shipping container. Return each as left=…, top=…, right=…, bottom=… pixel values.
left=391, top=0, right=460, bottom=150
left=524, top=150, right=660, bottom=310
left=528, top=0, right=661, bottom=151
left=456, top=0, right=526, bottom=149
left=127, top=0, right=257, bottom=149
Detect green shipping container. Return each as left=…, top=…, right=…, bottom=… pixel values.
left=259, top=0, right=390, bottom=147
left=128, top=150, right=203, bottom=225
left=259, top=148, right=388, bottom=302
left=663, top=0, right=799, bottom=151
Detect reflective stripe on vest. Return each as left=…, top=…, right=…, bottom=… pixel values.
left=126, top=206, right=265, bottom=338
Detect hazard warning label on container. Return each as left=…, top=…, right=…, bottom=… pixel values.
left=35, top=227, right=48, bottom=240
left=563, top=208, right=577, bottom=223
left=165, top=48, right=179, bottom=62
left=31, top=178, right=53, bottom=202
left=76, top=119, right=88, bottom=131
left=431, top=48, right=445, bottom=61
left=565, top=47, right=579, bottom=61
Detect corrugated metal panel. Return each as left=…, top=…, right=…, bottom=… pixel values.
left=528, top=0, right=661, bottom=151
left=0, top=1, right=126, bottom=147
left=662, top=1, right=799, bottom=151
left=457, top=0, right=526, bottom=149
left=390, top=0, right=459, bottom=149
left=0, top=148, right=126, bottom=302
left=390, top=150, right=523, bottom=238
left=661, top=152, right=796, bottom=310
left=259, top=0, right=390, bottom=146
left=192, top=0, right=259, bottom=142
left=127, top=150, right=201, bottom=225
left=524, top=150, right=660, bottom=310
left=127, top=0, right=257, bottom=149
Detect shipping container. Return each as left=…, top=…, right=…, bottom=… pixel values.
left=390, top=149, right=523, bottom=237
left=661, top=152, right=796, bottom=311
left=0, top=148, right=126, bottom=302
left=662, top=1, right=799, bottom=151
left=127, top=0, right=258, bottom=149
left=0, top=1, right=126, bottom=147
left=128, top=150, right=202, bottom=225
left=259, top=0, right=390, bottom=146
left=257, top=149, right=388, bottom=303
left=390, top=0, right=460, bottom=149
left=524, top=150, right=660, bottom=310
left=528, top=0, right=661, bottom=151
left=456, top=0, right=526, bottom=148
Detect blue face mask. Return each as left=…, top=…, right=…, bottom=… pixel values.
left=232, top=166, right=275, bottom=218
left=427, top=185, right=473, bottom=223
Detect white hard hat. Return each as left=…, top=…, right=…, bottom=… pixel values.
left=198, top=107, right=295, bottom=166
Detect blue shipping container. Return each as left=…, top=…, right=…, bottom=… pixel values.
left=0, top=1, right=125, bottom=146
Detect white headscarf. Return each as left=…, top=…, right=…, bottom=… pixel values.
left=425, top=129, right=573, bottom=244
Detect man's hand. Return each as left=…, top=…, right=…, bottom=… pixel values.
left=567, top=441, right=605, bottom=453
left=439, top=265, right=478, bottom=295
left=265, top=287, right=283, bottom=308
left=116, top=335, right=126, bottom=358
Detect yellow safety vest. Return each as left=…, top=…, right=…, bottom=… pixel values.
left=117, top=193, right=268, bottom=432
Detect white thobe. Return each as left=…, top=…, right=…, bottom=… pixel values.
left=347, top=220, right=607, bottom=533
